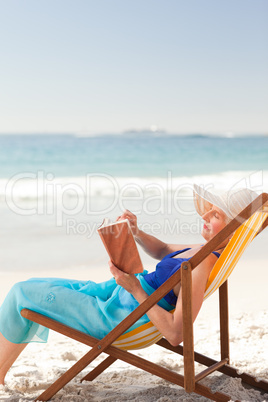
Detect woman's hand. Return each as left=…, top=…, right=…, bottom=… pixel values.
left=109, top=260, right=141, bottom=295
left=116, top=210, right=139, bottom=237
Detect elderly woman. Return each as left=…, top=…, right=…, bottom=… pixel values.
left=0, top=184, right=257, bottom=384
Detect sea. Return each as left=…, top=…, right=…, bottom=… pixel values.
left=0, top=132, right=267, bottom=273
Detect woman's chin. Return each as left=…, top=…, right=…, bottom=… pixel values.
left=201, top=231, right=210, bottom=242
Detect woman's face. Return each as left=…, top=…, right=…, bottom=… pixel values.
left=201, top=205, right=228, bottom=242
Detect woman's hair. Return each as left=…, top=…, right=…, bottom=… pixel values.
left=223, top=211, right=232, bottom=224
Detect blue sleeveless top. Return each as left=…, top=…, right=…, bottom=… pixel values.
left=143, top=248, right=220, bottom=306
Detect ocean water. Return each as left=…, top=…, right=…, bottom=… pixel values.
left=0, top=133, right=268, bottom=201
left=0, top=133, right=268, bottom=178
left=0, top=133, right=267, bottom=273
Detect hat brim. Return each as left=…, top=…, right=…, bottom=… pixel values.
left=193, top=184, right=233, bottom=220
left=193, top=184, right=259, bottom=220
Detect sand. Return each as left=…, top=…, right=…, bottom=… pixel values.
left=0, top=232, right=267, bottom=401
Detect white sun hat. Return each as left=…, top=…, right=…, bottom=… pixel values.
left=193, top=184, right=259, bottom=220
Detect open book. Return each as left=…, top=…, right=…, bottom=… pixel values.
left=97, top=218, right=144, bottom=274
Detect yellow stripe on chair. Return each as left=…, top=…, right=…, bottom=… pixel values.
left=204, top=211, right=267, bottom=300
left=112, top=308, right=176, bottom=350
left=113, top=210, right=267, bottom=350
left=112, top=321, right=163, bottom=350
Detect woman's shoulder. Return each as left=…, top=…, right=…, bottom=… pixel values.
left=160, top=243, right=203, bottom=259
left=167, top=243, right=203, bottom=252
left=194, top=251, right=219, bottom=279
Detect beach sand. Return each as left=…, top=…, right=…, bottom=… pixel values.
left=0, top=231, right=267, bottom=401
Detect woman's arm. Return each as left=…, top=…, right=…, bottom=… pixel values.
left=109, top=255, right=214, bottom=346
left=117, top=210, right=169, bottom=259
left=134, top=229, right=170, bottom=260
left=117, top=210, right=191, bottom=260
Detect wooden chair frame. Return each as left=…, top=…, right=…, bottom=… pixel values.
left=21, top=193, right=268, bottom=401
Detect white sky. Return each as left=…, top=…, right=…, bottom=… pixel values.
left=0, top=0, right=267, bottom=135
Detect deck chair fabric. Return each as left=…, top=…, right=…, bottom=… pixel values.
left=113, top=209, right=266, bottom=350
left=20, top=193, right=268, bottom=401
left=204, top=209, right=267, bottom=299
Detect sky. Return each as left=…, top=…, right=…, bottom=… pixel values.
left=0, top=0, right=267, bottom=135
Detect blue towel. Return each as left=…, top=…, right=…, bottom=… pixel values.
left=0, top=272, right=173, bottom=344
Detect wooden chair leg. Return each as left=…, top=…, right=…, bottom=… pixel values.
left=181, top=261, right=195, bottom=392
left=81, top=355, right=117, bottom=382
left=219, top=280, right=229, bottom=362
left=158, top=338, right=268, bottom=392
left=21, top=309, right=236, bottom=401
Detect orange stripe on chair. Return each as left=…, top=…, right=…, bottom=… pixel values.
left=204, top=211, right=267, bottom=299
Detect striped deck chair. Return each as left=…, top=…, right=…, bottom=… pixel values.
left=21, top=193, right=268, bottom=401
left=113, top=206, right=267, bottom=351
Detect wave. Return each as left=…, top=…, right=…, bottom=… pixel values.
left=1, top=170, right=267, bottom=205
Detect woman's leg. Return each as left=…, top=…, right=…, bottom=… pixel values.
left=0, top=332, right=27, bottom=384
